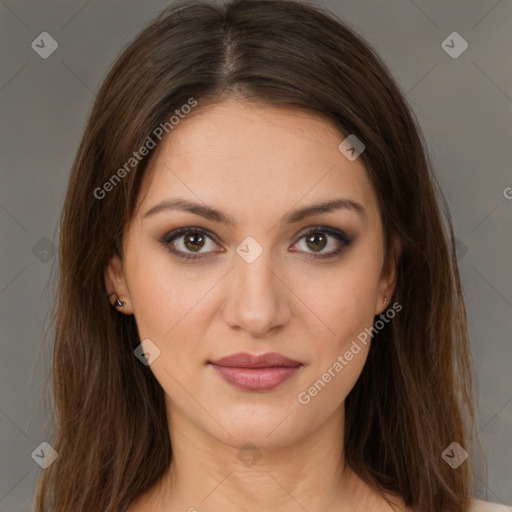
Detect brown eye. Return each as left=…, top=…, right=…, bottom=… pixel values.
left=292, top=227, right=353, bottom=259
left=161, top=227, right=220, bottom=260
left=305, top=232, right=328, bottom=252
left=183, top=232, right=206, bottom=252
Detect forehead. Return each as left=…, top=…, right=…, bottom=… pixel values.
left=137, top=99, right=379, bottom=224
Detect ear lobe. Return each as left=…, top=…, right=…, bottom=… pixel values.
left=104, top=253, right=133, bottom=314
left=375, top=236, right=402, bottom=315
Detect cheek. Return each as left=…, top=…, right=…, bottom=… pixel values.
left=125, top=248, right=199, bottom=341
left=306, top=253, right=382, bottom=350
left=295, top=264, right=378, bottom=415
left=125, top=247, right=227, bottom=375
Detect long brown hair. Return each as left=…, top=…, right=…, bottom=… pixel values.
left=35, top=1, right=477, bottom=511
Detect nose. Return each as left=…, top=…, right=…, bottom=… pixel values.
left=221, top=249, right=293, bottom=338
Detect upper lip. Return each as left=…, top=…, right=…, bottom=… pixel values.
left=209, top=352, right=303, bottom=368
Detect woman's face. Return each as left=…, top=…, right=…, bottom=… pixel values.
left=106, top=99, right=397, bottom=450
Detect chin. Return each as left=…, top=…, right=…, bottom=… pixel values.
left=211, top=403, right=306, bottom=451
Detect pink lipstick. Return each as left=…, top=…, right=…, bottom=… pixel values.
left=208, top=352, right=303, bottom=391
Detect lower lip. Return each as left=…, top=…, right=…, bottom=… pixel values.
left=210, top=364, right=301, bottom=391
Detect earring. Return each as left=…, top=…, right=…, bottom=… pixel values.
left=383, top=296, right=388, bottom=306
left=114, top=297, right=125, bottom=308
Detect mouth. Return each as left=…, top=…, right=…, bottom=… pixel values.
left=208, top=352, right=304, bottom=391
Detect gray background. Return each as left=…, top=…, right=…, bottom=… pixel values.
left=0, top=0, right=511, bottom=510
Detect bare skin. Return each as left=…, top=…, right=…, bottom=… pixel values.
left=106, top=99, right=406, bottom=512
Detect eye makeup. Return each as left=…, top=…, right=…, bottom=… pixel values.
left=158, top=225, right=355, bottom=262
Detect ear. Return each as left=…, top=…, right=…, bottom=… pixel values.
left=375, top=235, right=401, bottom=316
left=104, top=252, right=133, bottom=315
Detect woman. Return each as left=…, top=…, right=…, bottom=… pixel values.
left=34, top=0, right=509, bottom=511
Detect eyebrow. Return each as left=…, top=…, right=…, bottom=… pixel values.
left=143, top=197, right=365, bottom=226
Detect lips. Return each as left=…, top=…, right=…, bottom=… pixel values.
left=210, top=352, right=302, bottom=368
left=208, top=352, right=303, bottom=391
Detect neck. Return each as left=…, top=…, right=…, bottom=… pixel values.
left=142, top=402, right=385, bottom=512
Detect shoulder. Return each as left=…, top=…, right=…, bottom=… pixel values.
left=467, top=498, right=512, bottom=511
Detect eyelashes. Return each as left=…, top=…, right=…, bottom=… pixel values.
left=290, top=227, right=353, bottom=260
left=160, top=227, right=220, bottom=261
left=159, top=226, right=354, bottom=262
